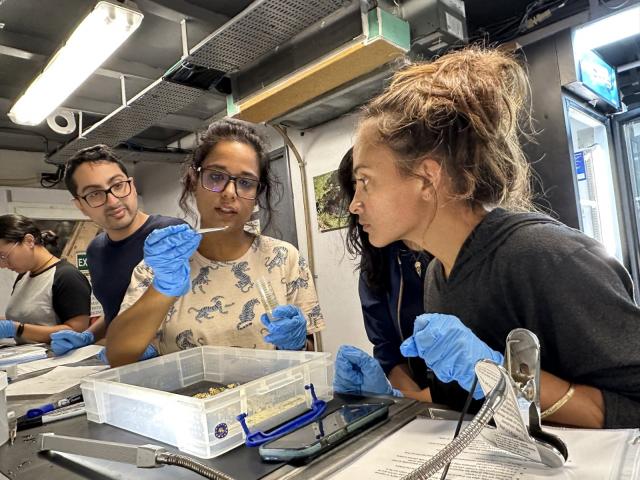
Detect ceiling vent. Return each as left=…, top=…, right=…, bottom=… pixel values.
left=227, top=7, right=410, bottom=123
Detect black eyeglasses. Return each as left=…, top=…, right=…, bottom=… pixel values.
left=78, top=179, right=133, bottom=208
left=197, top=167, right=262, bottom=200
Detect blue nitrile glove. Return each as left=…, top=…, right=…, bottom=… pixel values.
left=97, top=344, right=158, bottom=364
left=400, top=313, right=504, bottom=400
left=333, top=345, right=402, bottom=397
left=144, top=224, right=201, bottom=297
left=50, top=330, right=95, bottom=356
left=0, top=320, right=16, bottom=338
left=260, top=305, right=307, bottom=350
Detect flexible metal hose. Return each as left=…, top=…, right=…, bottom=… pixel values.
left=155, top=452, right=236, bottom=480
left=401, top=375, right=507, bottom=480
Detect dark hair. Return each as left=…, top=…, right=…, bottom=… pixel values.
left=179, top=119, right=278, bottom=230
left=0, top=215, right=59, bottom=251
left=338, top=147, right=390, bottom=293
left=64, top=144, right=129, bottom=197
left=361, top=46, right=534, bottom=211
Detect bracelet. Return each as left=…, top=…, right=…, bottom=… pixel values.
left=15, top=322, right=25, bottom=337
left=540, top=384, right=575, bottom=419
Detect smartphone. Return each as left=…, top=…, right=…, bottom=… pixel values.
left=259, top=402, right=389, bottom=463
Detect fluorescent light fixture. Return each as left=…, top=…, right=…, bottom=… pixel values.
left=574, top=4, right=640, bottom=54
left=8, top=1, right=143, bottom=126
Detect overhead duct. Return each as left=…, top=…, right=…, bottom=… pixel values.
left=227, top=7, right=410, bottom=124
left=45, top=0, right=349, bottom=165
left=46, top=80, right=206, bottom=164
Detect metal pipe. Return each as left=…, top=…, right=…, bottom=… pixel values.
left=120, top=75, right=127, bottom=107
left=618, top=59, right=640, bottom=73
left=180, top=18, right=189, bottom=58
left=400, top=375, right=507, bottom=480
left=155, top=452, right=236, bottom=480
left=78, top=111, right=84, bottom=139
left=270, top=124, right=323, bottom=352
left=270, top=125, right=315, bottom=275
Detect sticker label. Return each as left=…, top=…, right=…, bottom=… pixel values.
left=215, top=423, right=229, bottom=439
left=575, top=151, right=587, bottom=181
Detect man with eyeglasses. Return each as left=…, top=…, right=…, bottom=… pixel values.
left=49, top=145, right=183, bottom=357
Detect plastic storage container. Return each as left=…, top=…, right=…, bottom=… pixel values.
left=0, top=372, right=7, bottom=446
left=81, top=346, right=333, bottom=458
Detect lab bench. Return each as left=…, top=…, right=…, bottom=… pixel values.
left=0, top=389, right=430, bottom=480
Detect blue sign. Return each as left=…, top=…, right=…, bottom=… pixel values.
left=574, top=151, right=586, bottom=181
left=578, top=50, right=620, bottom=109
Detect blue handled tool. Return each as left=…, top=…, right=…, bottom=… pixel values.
left=18, top=403, right=86, bottom=431
left=26, top=393, right=83, bottom=418
left=236, top=384, right=327, bottom=447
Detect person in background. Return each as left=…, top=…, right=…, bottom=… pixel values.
left=106, top=119, right=325, bottom=367
left=336, top=46, right=640, bottom=428
left=50, top=145, right=183, bottom=358
left=0, top=214, right=91, bottom=343
left=335, top=148, right=433, bottom=402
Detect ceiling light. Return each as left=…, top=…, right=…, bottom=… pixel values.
left=573, top=4, right=640, bottom=54
left=8, top=1, right=143, bottom=126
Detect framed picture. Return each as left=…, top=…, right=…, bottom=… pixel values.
left=313, top=169, right=348, bottom=232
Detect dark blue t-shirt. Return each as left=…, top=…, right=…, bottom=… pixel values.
left=87, top=214, right=184, bottom=325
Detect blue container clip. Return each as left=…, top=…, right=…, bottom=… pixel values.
left=236, top=383, right=327, bottom=447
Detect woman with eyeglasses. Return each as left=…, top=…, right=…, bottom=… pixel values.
left=336, top=47, right=640, bottom=429
left=0, top=214, right=91, bottom=343
left=106, top=119, right=325, bottom=367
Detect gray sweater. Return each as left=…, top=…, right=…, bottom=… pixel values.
left=424, top=208, right=640, bottom=428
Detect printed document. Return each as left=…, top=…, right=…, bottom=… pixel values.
left=16, top=344, right=104, bottom=375
left=7, top=365, right=107, bottom=396
left=329, top=418, right=639, bottom=479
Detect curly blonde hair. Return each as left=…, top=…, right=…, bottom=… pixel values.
left=361, top=46, right=534, bottom=211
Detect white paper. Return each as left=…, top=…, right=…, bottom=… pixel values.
left=329, top=418, right=636, bottom=480
left=7, top=365, right=107, bottom=396
left=16, top=344, right=104, bottom=375
left=0, top=338, right=17, bottom=347
left=0, top=345, right=47, bottom=366
left=476, top=362, right=541, bottom=462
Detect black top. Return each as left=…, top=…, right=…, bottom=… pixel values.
left=87, top=215, right=184, bottom=325
left=8, top=259, right=91, bottom=326
left=52, top=261, right=92, bottom=322
left=424, top=208, right=640, bottom=428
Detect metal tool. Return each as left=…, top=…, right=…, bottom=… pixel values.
left=483, top=329, right=568, bottom=467
left=38, top=433, right=236, bottom=480
left=27, top=393, right=83, bottom=418
left=197, top=226, right=229, bottom=234
left=401, top=329, right=568, bottom=480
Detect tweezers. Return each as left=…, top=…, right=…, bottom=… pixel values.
left=197, top=226, right=229, bottom=234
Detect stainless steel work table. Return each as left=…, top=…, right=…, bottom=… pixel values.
left=0, top=370, right=431, bottom=480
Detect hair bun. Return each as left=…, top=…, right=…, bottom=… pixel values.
left=40, top=230, right=59, bottom=247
